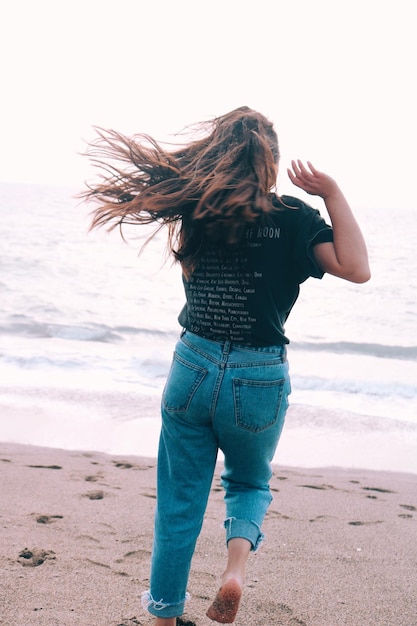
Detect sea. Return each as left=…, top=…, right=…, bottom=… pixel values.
left=1, top=182, right=416, bottom=474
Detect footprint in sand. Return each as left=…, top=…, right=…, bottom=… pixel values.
left=113, top=462, right=135, bottom=469
left=112, top=461, right=153, bottom=470
left=18, top=548, right=56, bottom=567
left=362, top=486, right=395, bottom=494
left=262, top=603, right=307, bottom=626
left=83, top=490, right=105, bottom=500
left=299, top=483, right=336, bottom=490
left=26, top=464, right=63, bottom=470
left=398, top=504, right=415, bottom=519
left=121, top=549, right=151, bottom=561
left=141, top=491, right=156, bottom=500
left=399, top=504, right=416, bottom=511
left=85, top=474, right=101, bottom=482
left=309, top=515, right=330, bottom=523
left=35, top=514, right=64, bottom=524
left=266, top=510, right=291, bottom=520
left=348, top=520, right=384, bottom=526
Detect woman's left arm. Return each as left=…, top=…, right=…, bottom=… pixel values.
left=288, top=160, right=371, bottom=284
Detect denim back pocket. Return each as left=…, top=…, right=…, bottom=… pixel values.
left=233, top=377, right=286, bottom=432
left=162, top=353, right=207, bottom=412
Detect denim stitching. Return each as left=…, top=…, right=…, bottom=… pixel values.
left=141, top=590, right=190, bottom=612
left=209, top=341, right=230, bottom=419
left=223, top=517, right=265, bottom=551
left=163, top=353, right=208, bottom=412
left=181, top=335, right=220, bottom=366
left=233, top=377, right=285, bottom=432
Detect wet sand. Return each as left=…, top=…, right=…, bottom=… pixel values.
left=1, top=441, right=416, bottom=625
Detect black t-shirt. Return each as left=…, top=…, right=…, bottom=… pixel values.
left=178, top=195, right=333, bottom=346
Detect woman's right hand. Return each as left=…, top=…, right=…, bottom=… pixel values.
left=288, top=159, right=371, bottom=284
left=287, top=160, right=340, bottom=200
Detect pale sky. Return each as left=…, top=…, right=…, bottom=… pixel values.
left=1, top=0, right=416, bottom=211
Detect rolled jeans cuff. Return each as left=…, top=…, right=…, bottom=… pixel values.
left=224, top=517, right=264, bottom=551
left=141, top=590, right=190, bottom=618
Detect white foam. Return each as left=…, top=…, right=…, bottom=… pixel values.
left=1, top=386, right=416, bottom=474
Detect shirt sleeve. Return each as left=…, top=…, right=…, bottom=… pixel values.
left=292, top=202, right=334, bottom=282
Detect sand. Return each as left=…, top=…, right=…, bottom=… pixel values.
left=1, top=441, right=416, bottom=626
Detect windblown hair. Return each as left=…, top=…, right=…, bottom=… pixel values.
left=80, top=106, right=280, bottom=276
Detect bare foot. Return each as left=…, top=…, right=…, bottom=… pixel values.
left=206, top=578, right=242, bottom=624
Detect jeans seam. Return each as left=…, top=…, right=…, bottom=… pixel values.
left=181, top=335, right=220, bottom=366
left=210, top=366, right=226, bottom=420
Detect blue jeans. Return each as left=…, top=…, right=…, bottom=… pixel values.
left=143, top=331, right=291, bottom=618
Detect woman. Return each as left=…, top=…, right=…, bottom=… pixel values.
left=81, top=106, right=370, bottom=625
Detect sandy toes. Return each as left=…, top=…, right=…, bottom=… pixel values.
left=206, top=578, right=242, bottom=624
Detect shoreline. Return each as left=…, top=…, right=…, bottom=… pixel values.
left=1, top=440, right=417, bottom=626
left=1, top=396, right=417, bottom=475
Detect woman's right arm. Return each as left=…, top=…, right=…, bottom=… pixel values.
left=287, top=160, right=371, bottom=284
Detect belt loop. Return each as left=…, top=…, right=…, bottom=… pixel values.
left=222, top=339, right=232, bottom=357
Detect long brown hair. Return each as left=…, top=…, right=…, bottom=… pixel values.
left=79, top=106, right=280, bottom=276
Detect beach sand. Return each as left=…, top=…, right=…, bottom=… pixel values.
left=1, top=441, right=416, bottom=626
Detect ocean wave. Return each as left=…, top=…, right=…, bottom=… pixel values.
left=1, top=354, right=89, bottom=371
left=113, top=325, right=178, bottom=340
left=292, top=374, right=417, bottom=400
left=0, top=316, right=181, bottom=344
left=0, top=319, right=122, bottom=343
left=3, top=318, right=415, bottom=359
left=292, top=340, right=417, bottom=361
